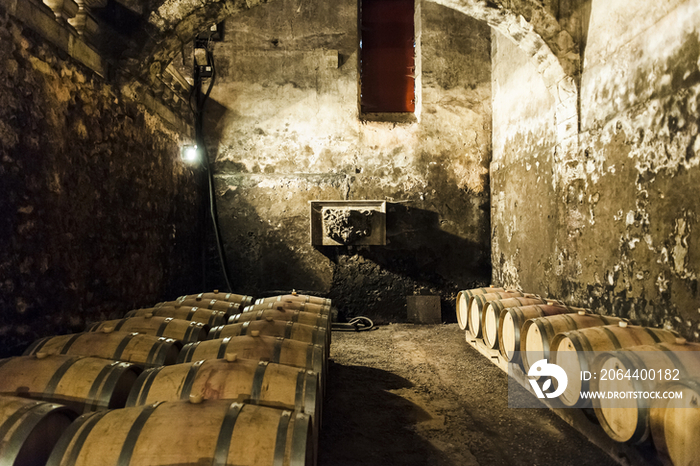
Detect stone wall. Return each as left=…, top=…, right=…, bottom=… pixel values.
left=0, top=9, right=202, bottom=357
left=491, top=0, right=700, bottom=340
left=205, top=0, right=493, bottom=322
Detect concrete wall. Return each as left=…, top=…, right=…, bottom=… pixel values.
left=206, top=0, right=492, bottom=321
left=491, top=0, right=700, bottom=339
left=0, top=9, right=202, bottom=357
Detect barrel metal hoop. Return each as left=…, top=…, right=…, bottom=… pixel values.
left=81, top=360, right=119, bottom=412
left=114, top=318, right=128, bottom=332
left=250, top=361, right=269, bottom=402
left=272, top=338, right=284, bottom=364
left=135, top=366, right=165, bottom=406
left=180, top=360, right=205, bottom=400
left=144, top=338, right=163, bottom=367
left=273, top=410, right=292, bottom=466
left=46, top=410, right=106, bottom=466
left=42, top=357, right=82, bottom=401
left=0, top=402, right=39, bottom=447
left=230, top=313, right=241, bottom=324
left=601, top=327, right=623, bottom=349
left=642, top=326, right=662, bottom=344
left=183, top=323, right=196, bottom=343
left=658, top=347, right=688, bottom=378
left=156, top=318, right=171, bottom=337
left=241, top=321, right=251, bottom=336
left=312, top=345, right=324, bottom=374
left=561, top=313, right=579, bottom=330
left=151, top=338, right=174, bottom=367
left=180, top=342, right=201, bottom=363
left=217, top=337, right=232, bottom=360
left=212, top=402, right=244, bottom=466
left=304, top=371, right=317, bottom=417
left=113, top=333, right=139, bottom=361
left=60, top=333, right=84, bottom=355
left=97, top=363, right=133, bottom=412
left=290, top=412, right=311, bottom=466
left=538, top=319, right=556, bottom=355
left=117, top=402, right=163, bottom=466
left=3, top=402, right=65, bottom=466
left=292, top=310, right=300, bottom=323
left=225, top=293, right=232, bottom=301
left=256, top=310, right=265, bottom=320
left=293, top=370, right=305, bottom=412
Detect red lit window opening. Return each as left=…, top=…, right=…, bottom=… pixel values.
left=360, top=0, right=415, bottom=114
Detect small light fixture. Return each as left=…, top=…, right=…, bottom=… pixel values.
left=181, top=144, right=200, bottom=164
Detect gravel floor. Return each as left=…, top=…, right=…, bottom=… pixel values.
left=317, top=323, right=623, bottom=466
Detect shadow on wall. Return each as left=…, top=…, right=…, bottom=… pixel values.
left=318, top=203, right=491, bottom=323
left=319, top=363, right=454, bottom=466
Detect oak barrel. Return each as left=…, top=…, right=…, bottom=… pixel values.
left=178, top=335, right=325, bottom=377
left=650, top=378, right=700, bottom=466
left=157, top=298, right=240, bottom=315
left=467, top=291, right=531, bottom=339
left=125, top=357, right=321, bottom=436
left=228, top=309, right=331, bottom=334
left=174, top=290, right=254, bottom=306
left=23, top=332, right=181, bottom=368
left=46, top=400, right=314, bottom=466
left=256, top=293, right=331, bottom=306
left=481, top=297, right=552, bottom=349
left=125, top=306, right=227, bottom=327
left=520, top=312, right=624, bottom=373
left=0, top=395, right=76, bottom=466
left=86, top=316, right=209, bottom=343
left=498, top=304, right=587, bottom=363
left=243, top=301, right=331, bottom=315
left=456, top=287, right=505, bottom=330
left=0, top=355, right=140, bottom=414
left=209, top=319, right=328, bottom=349
left=551, top=323, right=680, bottom=407
left=590, top=340, right=700, bottom=444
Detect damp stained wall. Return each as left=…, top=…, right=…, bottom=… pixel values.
left=205, top=0, right=492, bottom=321
left=0, top=11, right=203, bottom=357
left=491, top=0, right=700, bottom=339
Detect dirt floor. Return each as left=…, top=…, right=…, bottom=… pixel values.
left=317, top=323, right=623, bottom=466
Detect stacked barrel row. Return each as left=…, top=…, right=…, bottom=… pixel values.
left=0, top=290, right=331, bottom=466
left=456, top=286, right=700, bottom=466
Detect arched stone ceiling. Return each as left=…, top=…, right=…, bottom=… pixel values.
left=132, top=0, right=579, bottom=151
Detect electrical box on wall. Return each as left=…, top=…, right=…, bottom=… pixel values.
left=310, top=200, right=386, bottom=246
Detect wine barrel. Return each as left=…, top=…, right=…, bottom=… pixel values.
left=228, top=309, right=331, bottom=334
left=482, top=297, right=553, bottom=349
left=46, top=400, right=314, bottom=466
left=209, top=319, right=328, bottom=349
left=23, top=332, right=181, bottom=368
left=498, top=304, right=587, bottom=363
left=86, top=316, right=209, bottom=343
left=455, top=287, right=505, bottom=330
left=125, top=356, right=321, bottom=439
left=256, top=293, right=331, bottom=306
left=178, top=335, right=325, bottom=377
left=242, top=301, right=331, bottom=315
left=590, top=339, right=700, bottom=444
left=520, top=312, right=624, bottom=373
left=157, top=298, right=240, bottom=315
left=467, top=291, right=532, bottom=339
left=650, top=378, right=700, bottom=466
left=125, top=306, right=227, bottom=327
left=0, top=395, right=77, bottom=466
left=551, top=323, right=680, bottom=407
left=0, top=355, right=140, bottom=413
left=174, top=290, right=254, bottom=306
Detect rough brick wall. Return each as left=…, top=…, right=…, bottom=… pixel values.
left=0, top=9, right=202, bottom=357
